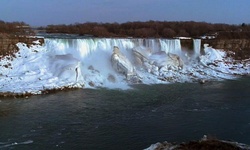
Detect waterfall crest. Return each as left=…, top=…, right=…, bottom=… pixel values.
left=45, top=38, right=183, bottom=59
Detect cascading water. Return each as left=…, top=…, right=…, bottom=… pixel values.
left=43, top=38, right=188, bottom=88
left=48, top=38, right=181, bottom=57
left=160, top=39, right=182, bottom=54
left=193, top=39, right=201, bottom=56
left=44, top=38, right=249, bottom=87
left=45, top=38, right=183, bottom=58
left=45, top=38, right=136, bottom=59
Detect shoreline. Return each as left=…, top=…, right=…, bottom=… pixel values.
left=0, top=86, right=82, bottom=98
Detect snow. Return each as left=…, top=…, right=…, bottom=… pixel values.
left=0, top=38, right=249, bottom=95
left=175, top=37, right=192, bottom=39
left=0, top=41, right=84, bottom=95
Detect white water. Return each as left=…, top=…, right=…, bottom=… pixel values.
left=160, top=39, right=181, bottom=54
left=193, top=39, right=201, bottom=56
left=45, top=38, right=183, bottom=59
left=0, top=38, right=249, bottom=94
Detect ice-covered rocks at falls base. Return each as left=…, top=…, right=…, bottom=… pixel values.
left=111, top=46, right=141, bottom=83
left=111, top=46, right=135, bottom=79
left=132, top=47, right=184, bottom=77
left=0, top=38, right=250, bottom=95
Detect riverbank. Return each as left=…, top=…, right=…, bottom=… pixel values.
left=0, top=33, right=44, bottom=58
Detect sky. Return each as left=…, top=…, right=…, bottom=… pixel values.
left=0, top=0, right=250, bottom=26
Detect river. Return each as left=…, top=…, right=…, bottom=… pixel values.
left=0, top=77, right=250, bottom=149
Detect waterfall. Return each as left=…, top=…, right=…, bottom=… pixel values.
left=43, top=38, right=185, bottom=88
left=159, top=39, right=182, bottom=54
left=193, top=39, right=201, bottom=56
left=1, top=37, right=248, bottom=94
left=45, top=38, right=136, bottom=59
left=45, top=38, right=183, bottom=59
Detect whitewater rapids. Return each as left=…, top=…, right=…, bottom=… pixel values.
left=0, top=38, right=249, bottom=95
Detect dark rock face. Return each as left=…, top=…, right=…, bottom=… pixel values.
left=181, top=39, right=194, bottom=50
left=145, top=136, right=249, bottom=150
left=176, top=140, right=242, bottom=150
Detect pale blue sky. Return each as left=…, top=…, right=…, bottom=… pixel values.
left=0, top=0, right=249, bottom=26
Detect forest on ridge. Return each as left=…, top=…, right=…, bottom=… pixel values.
left=44, top=21, right=250, bottom=39
left=1, top=20, right=250, bottom=39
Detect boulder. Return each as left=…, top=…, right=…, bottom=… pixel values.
left=133, top=48, right=184, bottom=71
left=132, top=48, right=151, bottom=66
left=111, top=46, right=136, bottom=79
left=149, top=51, right=183, bottom=69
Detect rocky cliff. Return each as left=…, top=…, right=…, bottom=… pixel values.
left=181, top=39, right=250, bottom=60
left=202, top=39, right=250, bottom=59
left=0, top=34, right=44, bottom=59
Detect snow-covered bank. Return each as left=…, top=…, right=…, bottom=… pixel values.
left=0, top=38, right=249, bottom=95
left=0, top=41, right=84, bottom=96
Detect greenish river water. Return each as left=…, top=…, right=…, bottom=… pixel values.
left=0, top=77, right=250, bottom=149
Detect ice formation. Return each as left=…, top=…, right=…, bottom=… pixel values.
left=0, top=38, right=249, bottom=95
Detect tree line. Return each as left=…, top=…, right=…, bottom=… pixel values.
left=1, top=20, right=250, bottom=38
left=0, top=20, right=34, bottom=36
left=44, top=21, right=250, bottom=38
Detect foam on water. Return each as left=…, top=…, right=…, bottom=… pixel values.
left=0, top=140, right=33, bottom=149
